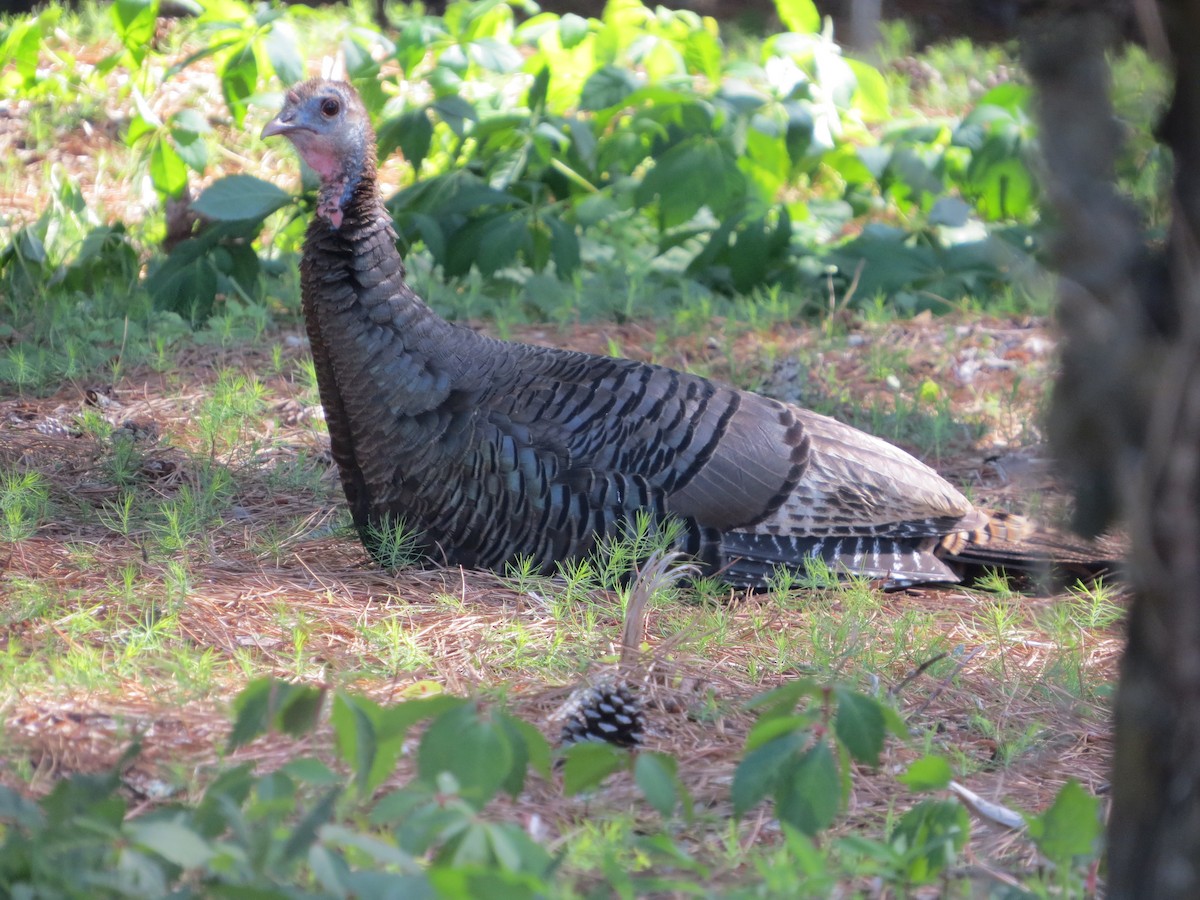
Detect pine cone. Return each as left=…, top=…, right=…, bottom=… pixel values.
left=558, top=680, right=644, bottom=749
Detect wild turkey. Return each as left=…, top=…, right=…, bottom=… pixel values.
left=261, top=79, right=1094, bottom=590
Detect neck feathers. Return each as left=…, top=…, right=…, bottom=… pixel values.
left=317, top=122, right=378, bottom=230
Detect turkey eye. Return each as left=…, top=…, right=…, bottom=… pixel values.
left=320, top=98, right=340, bottom=117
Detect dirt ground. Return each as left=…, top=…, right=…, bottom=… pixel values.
left=0, top=310, right=1122, bottom=886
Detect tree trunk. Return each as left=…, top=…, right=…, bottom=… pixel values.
left=1030, top=2, right=1200, bottom=894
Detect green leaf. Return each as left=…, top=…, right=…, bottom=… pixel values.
left=774, top=0, right=819, bottom=34
left=112, top=0, right=158, bottom=60
left=431, top=95, right=478, bottom=138
left=147, top=236, right=218, bottom=322
left=684, top=29, right=722, bottom=84
left=281, top=757, right=342, bottom=786
left=170, top=124, right=208, bottom=173
left=775, top=742, right=840, bottom=836
left=264, top=20, right=304, bottom=85
left=528, top=65, right=551, bottom=113
left=833, top=688, right=887, bottom=766
left=890, top=800, right=969, bottom=883
left=418, top=703, right=514, bottom=808
left=559, top=13, right=590, bottom=49
left=4, top=19, right=43, bottom=85
left=455, top=210, right=529, bottom=277
left=281, top=787, right=340, bottom=862
left=732, top=730, right=805, bottom=818
left=467, top=37, right=523, bottom=73
left=974, top=82, right=1032, bottom=115
left=561, top=741, right=628, bottom=796
left=746, top=680, right=820, bottom=719
left=898, top=755, right=954, bottom=791
left=128, top=817, right=214, bottom=868
left=636, top=137, right=744, bottom=229
left=0, top=785, right=44, bottom=829
left=544, top=214, right=580, bottom=277
left=967, top=140, right=1036, bottom=220
left=846, top=58, right=889, bottom=121
left=379, top=109, right=434, bottom=172
left=499, top=712, right=553, bottom=784
left=309, top=843, right=351, bottom=896
left=149, top=136, right=188, bottom=199
left=332, top=692, right=379, bottom=793
left=580, top=65, right=640, bottom=111
left=634, top=752, right=679, bottom=818
left=319, top=824, right=421, bottom=872
left=220, top=40, right=258, bottom=129
left=228, top=677, right=323, bottom=749
left=192, top=175, right=291, bottom=221
left=1025, top=780, right=1101, bottom=865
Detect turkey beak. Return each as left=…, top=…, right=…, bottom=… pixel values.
left=261, top=113, right=295, bottom=140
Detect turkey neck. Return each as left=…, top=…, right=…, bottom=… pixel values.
left=298, top=172, right=484, bottom=524
left=302, top=177, right=444, bottom=352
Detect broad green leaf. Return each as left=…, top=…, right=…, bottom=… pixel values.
left=544, top=213, right=581, bottom=277
left=528, top=65, right=551, bottom=113
left=281, top=757, right=341, bottom=785
left=745, top=679, right=820, bottom=720
left=4, top=19, right=43, bottom=85
left=562, top=741, right=628, bottom=796
left=636, top=137, right=744, bottom=229
left=432, top=94, right=479, bottom=138
left=684, top=29, right=722, bottom=84
left=898, top=755, right=954, bottom=792
left=281, top=787, right=340, bottom=862
left=775, top=0, right=820, bottom=34
left=929, top=197, right=971, bottom=227
left=745, top=713, right=813, bottom=752
left=635, top=752, right=680, bottom=818
left=378, top=108, right=434, bottom=171
left=331, top=692, right=379, bottom=793
left=467, top=37, right=524, bottom=73
left=147, top=237, right=219, bottom=321
left=974, top=82, right=1032, bottom=115
left=580, top=65, right=640, bottom=111
left=170, top=124, right=208, bottom=173
left=774, top=742, right=840, bottom=836
left=429, top=866, right=548, bottom=900
left=847, top=58, right=889, bottom=121
left=833, top=688, right=887, bottom=766
left=890, top=800, right=969, bottom=883
left=112, top=0, right=158, bottom=60
left=500, top=712, right=554, bottom=782
left=731, top=730, right=806, bottom=818
left=228, top=677, right=322, bottom=749
left=1025, top=780, right=1101, bottom=865
left=559, top=13, right=590, bottom=48
left=128, top=817, right=214, bottom=868
left=220, top=41, right=258, bottom=128
left=264, top=20, right=304, bottom=85
left=149, top=136, right=188, bottom=198
left=172, top=108, right=211, bottom=135
left=475, top=211, right=530, bottom=276
left=192, top=175, right=291, bottom=221
left=309, top=843, right=350, bottom=896
left=0, top=785, right=44, bottom=829
left=967, top=142, right=1036, bottom=220
left=418, top=703, right=514, bottom=807
left=319, top=824, right=421, bottom=871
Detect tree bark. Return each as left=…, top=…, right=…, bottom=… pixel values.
left=1030, top=2, right=1200, bottom=894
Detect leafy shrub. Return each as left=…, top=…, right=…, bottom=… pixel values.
left=0, top=676, right=1106, bottom=896
left=156, top=0, right=1051, bottom=320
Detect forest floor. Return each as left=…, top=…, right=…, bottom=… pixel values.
left=0, top=306, right=1121, bottom=886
